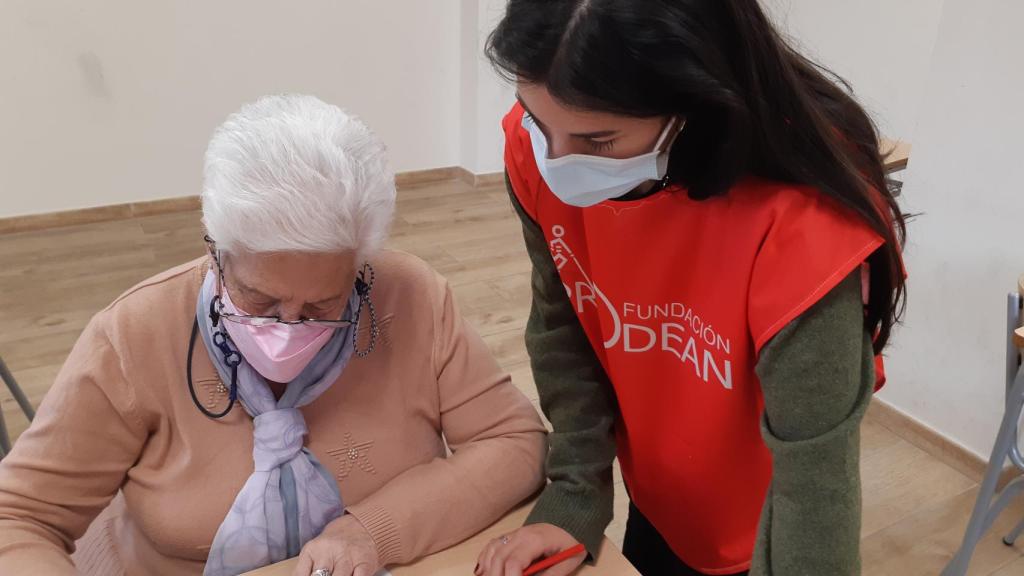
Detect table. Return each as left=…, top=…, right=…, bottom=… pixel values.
left=881, top=138, right=911, bottom=172
left=243, top=501, right=640, bottom=576
left=1017, top=276, right=1024, bottom=349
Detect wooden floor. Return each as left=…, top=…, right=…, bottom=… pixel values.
left=1, top=178, right=1023, bottom=575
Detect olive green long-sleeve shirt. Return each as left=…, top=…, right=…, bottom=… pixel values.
left=510, top=181, right=871, bottom=576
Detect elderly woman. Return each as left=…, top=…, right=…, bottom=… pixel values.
left=0, top=95, right=547, bottom=576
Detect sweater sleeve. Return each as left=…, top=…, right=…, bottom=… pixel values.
left=0, top=312, right=149, bottom=574
left=505, top=175, right=620, bottom=558
left=344, top=274, right=547, bottom=566
left=750, top=271, right=872, bottom=576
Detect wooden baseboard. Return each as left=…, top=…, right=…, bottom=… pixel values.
left=0, top=196, right=202, bottom=236
left=0, top=140, right=904, bottom=234
left=868, top=397, right=1019, bottom=487
left=394, top=166, right=462, bottom=188
left=0, top=167, right=507, bottom=235
left=127, top=195, right=201, bottom=218
left=456, top=167, right=504, bottom=188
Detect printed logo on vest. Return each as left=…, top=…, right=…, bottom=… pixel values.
left=549, top=225, right=734, bottom=390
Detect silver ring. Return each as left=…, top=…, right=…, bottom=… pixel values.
left=313, top=569, right=332, bottom=576
left=500, top=535, right=510, bottom=545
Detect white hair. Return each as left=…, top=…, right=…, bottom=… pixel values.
left=202, top=94, right=396, bottom=257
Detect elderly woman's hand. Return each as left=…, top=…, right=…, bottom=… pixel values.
left=292, top=514, right=380, bottom=576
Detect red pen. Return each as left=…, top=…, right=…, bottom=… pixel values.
left=522, top=543, right=587, bottom=576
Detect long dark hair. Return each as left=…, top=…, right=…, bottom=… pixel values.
left=487, top=0, right=907, bottom=351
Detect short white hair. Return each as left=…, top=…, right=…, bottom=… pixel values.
left=202, top=94, right=395, bottom=257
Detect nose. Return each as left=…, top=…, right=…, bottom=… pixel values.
left=276, top=303, right=305, bottom=323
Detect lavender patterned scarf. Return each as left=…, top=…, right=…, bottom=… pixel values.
left=197, top=270, right=357, bottom=576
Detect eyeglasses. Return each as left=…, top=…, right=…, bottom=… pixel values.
left=206, top=237, right=358, bottom=329
left=217, top=307, right=354, bottom=329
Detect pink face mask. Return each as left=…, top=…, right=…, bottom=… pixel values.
left=219, top=288, right=335, bottom=383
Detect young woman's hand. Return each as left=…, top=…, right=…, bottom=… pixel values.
left=292, top=514, right=380, bottom=576
left=475, top=523, right=585, bottom=576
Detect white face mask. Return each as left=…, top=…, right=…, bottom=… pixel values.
left=523, top=113, right=683, bottom=208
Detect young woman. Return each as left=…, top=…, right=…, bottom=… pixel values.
left=474, top=1, right=906, bottom=575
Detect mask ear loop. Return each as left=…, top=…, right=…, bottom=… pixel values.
left=654, top=116, right=686, bottom=152
left=652, top=117, right=687, bottom=192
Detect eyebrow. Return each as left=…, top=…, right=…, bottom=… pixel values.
left=310, top=292, right=347, bottom=306
left=516, top=93, right=620, bottom=140
left=235, top=280, right=276, bottom=303
left=236, top=277, right=345, bottom=308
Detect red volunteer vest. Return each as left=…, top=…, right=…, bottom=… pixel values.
left=503, top=104, right=885, bottom=574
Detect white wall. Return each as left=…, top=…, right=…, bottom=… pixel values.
left=0, top=0, right=955, bottom=217
left=476, top=0, right=953, bottom=178
left=459, top=0, right=482, bottom=176
left=0, top=0, right=515, bottom=219
left=773, top=0, right=1024, bottom=458
left=472, top=0, right=950, bottom=175
left=0, top=0, right=463, bottom=218
left=748, top=0, right=1024, bottom=459
left=460, top=0, right=515, bottom=175
left=875, top=0, right=1024, bottom=459
left=765, top=0, right=945, bottom=142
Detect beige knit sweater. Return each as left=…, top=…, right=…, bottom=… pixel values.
left=0, top=251, right=547, bottom=575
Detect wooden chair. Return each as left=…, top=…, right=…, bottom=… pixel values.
left=0, top=355, right=36, bottom=459
left=943, top=276, right=1024, bottom=574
